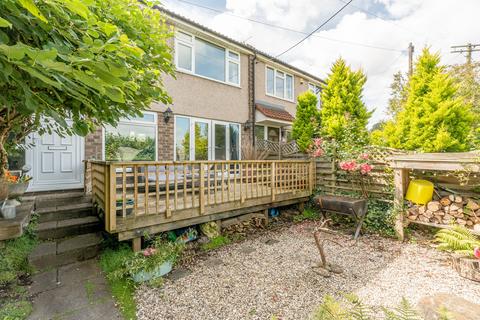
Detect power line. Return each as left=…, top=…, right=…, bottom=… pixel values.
left=173, top=0, right=402, bottom=53
left=275, top=0, right=355, bottom=58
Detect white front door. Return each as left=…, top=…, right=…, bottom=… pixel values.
left=26, top=130, right=84, bottom=192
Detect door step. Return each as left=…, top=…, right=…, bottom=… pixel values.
left=37, top=202, right=94, bottom=223
left=29, top=233, right=103, bottom=270
left=36, top=216, right=102, bottom=240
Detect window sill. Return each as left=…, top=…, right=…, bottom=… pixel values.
left=176, top=68, right=242, bottom=89
left=265, top=92, right=295, bottom=103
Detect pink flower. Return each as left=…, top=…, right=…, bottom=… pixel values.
left=474, top=247, right=480, bottom=259
left=339, top=160, right=357, bottom=171
left=142, top=247, right=157, bottom=257
left=360, top=153, right=370, bottom=160
left=313, top=148, right=323, bottom=157
left=360, top=163, right=373, bottom=175
left=313, top=138, right=323, bottom=147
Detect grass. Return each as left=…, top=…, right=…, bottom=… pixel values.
left=99, top=245, right=137, bottom=320
left=293, top=208, right=321, bottom=223
left=201, top=235, right=231, bottom=251
left=0, top=214, right=38, bottom=320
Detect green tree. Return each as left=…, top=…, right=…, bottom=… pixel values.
left=378, top=48, right=474, bottom=152
left=448, top=62, right=480, bottom=148
left=0, top=0, right=174, bottom=175
left=387, top=71, right=408, bottom=118
left=291, top=91, right=320, bottom=152
left=320, top=58, right=371, bottom=147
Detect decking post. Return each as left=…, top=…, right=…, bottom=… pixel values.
left=108, top=164, right=117, bottom=232
left=132, top=237, right=141, bottom=252
left=298, top=201, right=305, bottom=213
left=271, top=162, right=276, bottom=201
left=199, top=164, right=205, bottom=214
left=309, top=160, right=315, bottom=194
left=393, top=167, right=409, bottom=241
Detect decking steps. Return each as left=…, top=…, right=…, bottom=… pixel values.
left=29, top=232, right=103, bottom=270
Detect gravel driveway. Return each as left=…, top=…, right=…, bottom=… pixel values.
left=136, top=221, right=480, bottom=320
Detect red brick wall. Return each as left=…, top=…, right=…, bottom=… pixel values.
left=84, top=127, right=103, bottom=160
left=158, top=111, right=174, bottom=161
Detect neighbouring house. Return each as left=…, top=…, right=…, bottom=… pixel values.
left=13, top=8, right=324, bottom=192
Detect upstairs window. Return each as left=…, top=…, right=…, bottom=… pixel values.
left=308, top=83, right=322, bottom=109
left=266, top=66, right=294, bottom=101
left=175, top=30, right=240, bottom=85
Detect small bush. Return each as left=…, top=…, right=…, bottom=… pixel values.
left=201, top=235, right=231, bottom=251
left=364, top=200, right=396, bottom=237
left=293, top=208, right=320, bottom=223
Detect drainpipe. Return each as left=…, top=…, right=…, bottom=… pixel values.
left=251, top=52, right=257, bottom=147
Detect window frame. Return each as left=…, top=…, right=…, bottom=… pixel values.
left=265, top=65, right=295, bottom=102
left=174, top=30, right=241, bottom=87
left=102, top=111, right=158, bottom=161
left=308, top=82, right=322, bottom=109
left=174, top=115, right=242, bottom=161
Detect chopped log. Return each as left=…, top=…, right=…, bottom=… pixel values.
left=440, top=197, right=451, bottom=207
left=408, top=215, right=418, bottom=221
left=467, top=220, right=474, bottom=226
left=451, top=255, right=480, bottom=282
left=424, top=210, right=434, bottom=218
left=454, top=195, right=463, bottom=204
left=418, top=206, right=427, bottom=215
left=427, top=201, right=442, bottom=212
left=449, top=194, right=456, bottom=202
left=450, top=204, right=461, bottom=212
left=434, top=210, right=445, bottom=216
left=457, top=218, right=467, bottom=225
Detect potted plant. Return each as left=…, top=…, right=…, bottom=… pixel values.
left=109, top=236, right=184, bottom=284
left=436, top=225, right=480, bottom=282
left=1, top=167, right=32, bottom=219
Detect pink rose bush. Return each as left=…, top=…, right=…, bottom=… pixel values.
left=338, top=150, right=374, bottom=198
left=339, top=160, right=357, bottom=171
left=143, top=247, right=157, bottom=257
left=308, top=138, right=324, bottom=158
left=360, top=163, right=373, bottom=175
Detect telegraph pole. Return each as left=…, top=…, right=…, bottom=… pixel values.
left=408, top=42, right=414, bottom=77
left=451, top=43, right=480, bottom=65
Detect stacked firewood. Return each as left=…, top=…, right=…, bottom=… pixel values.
left=407, top=195, right=480, bottom=231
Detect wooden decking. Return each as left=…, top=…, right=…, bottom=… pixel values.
left=89, top=160, right=315, bottom=240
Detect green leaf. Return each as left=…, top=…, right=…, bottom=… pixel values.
left=105, top=87, right=125, bottom=103
left=0, top=17, right=12, bottom=28
left=18, top=65, right=62, bottom=89
left=0, top=44, right=27, bottom=60
left=19, top=0, right=48, bottom=23
left=73, top=70, right=103, bottom=91
left=63, top=0, right=90, bottom=19
left=26, top=48, right=58, bottom=62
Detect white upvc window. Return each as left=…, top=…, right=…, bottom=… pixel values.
left=308, top=83, right=322, bottom=109
left=266, top=66, right=294, bottom=101
left=175, top=30, right=241, bottom=86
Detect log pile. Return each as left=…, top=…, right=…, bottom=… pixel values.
left=407, top=195, right=480, bottom=231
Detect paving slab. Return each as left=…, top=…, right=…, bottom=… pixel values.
left=28, top=259, right=122, bottom=320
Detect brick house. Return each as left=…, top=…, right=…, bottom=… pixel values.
left=22, top=8, right=324, bottom=192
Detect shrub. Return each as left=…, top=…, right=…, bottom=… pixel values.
left=201, top=235, right=231, bottom=251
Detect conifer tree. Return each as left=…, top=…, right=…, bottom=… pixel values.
left=379, top=48, right=474, bottom=152
left=292, top=91, right=320, bottom=152
left=320, top=58, right=371, bottom=147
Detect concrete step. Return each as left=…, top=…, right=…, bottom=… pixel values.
left=29, top=233, right=103, bottom=270
left=34, top=191, right=92, bottom=211
left=37, top=202, right=94, bottom=223
left=36, top=216, right=102, bottom=240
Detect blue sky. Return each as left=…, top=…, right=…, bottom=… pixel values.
left=162, top=0, right=479, bottom=125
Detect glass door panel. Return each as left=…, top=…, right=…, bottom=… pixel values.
left=229, top=124, right=240, bottom=160
left=267, top=127, right=280, bottom=142
left=194, top=121, right=209, bottom=160
left=214, top=123, right=227, bottom=160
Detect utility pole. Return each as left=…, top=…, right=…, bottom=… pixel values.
left=408, top=42, right=414, bottom=77
left=451, top=43, right=480, bottom=65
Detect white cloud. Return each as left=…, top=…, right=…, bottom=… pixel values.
left=163, top=0, right=480, bottom=126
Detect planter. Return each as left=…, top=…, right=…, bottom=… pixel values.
left=8, top=181, right=30, bottom=199
left=0, top=182, right=7, bottom=201
left=132, top=260, right=173, bottom=283
left=452, top=255, right=480, bottom=282
left=1, top=199, right=19, bottom=219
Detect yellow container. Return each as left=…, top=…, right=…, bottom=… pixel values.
left=405, top=179, right=434, bottom=205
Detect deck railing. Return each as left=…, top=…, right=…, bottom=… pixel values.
left=89, top=160, right=315, bottom=237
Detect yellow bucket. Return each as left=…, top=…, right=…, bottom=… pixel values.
left=405, top=179, right=434, bottom=205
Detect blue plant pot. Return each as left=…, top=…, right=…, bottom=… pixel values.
left=132, top=260, right=173, bottom=283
